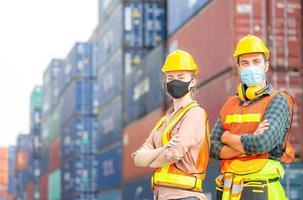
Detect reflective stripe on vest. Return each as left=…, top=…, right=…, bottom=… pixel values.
left=151, top=101, right=209, bottom=192
left=225, top=114, right=262, bottom=124
left=220, top=90, right=294, bottom=174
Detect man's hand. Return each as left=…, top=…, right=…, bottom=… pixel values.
left=220, top=131, right=245, bottom=153
left=220, top=131, right=231, bottom=144
left=254, top=119, right=270, bottom=135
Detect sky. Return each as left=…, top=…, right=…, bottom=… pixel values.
left=0, top=0, right=98, bottom=146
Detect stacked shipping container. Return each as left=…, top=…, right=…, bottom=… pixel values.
left=123, top=0, right=303, bottom=199
left=41, top=59, right=64, bottom=200
left=8, top=0, right=303, bottom=199
left=59, top=42, right=97, bottom=200
left=28, top=86, right=43, bottom=200
left=15, top=134, right=30, bottom=200
left=96, top=1, right=123, bottom=196
left=96, top=0, right=166, bottom=198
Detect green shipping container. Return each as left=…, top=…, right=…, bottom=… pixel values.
left=31, top=86, right=43, bottom=110
left=48, top=169, right=61, bottom=200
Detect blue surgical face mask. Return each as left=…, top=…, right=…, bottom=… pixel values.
left=240, top=67, right=265, bottom=86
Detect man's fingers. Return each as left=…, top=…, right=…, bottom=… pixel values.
left=255, top=127, right=269, bottom=135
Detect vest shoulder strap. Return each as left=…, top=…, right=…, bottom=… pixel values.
left=158, top=102, right=200, bottom=145
left=154, top=116, right=166, bottom=132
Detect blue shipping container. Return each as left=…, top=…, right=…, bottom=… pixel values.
left=62, top=155, right=98, bottom=197
left=43, top=59, right=64, bottom=116
left=97, top=50, right=123, bottom=107
left=203, top=161, right=220, bottom=200
left=30, top=109, right=42, bottom=135
left=282, top=162, right=303, bottom=186
left=98, top=0, right=120, bottom=25
left=124, top=1, right=165, bottom=48
left=124, top=49, right=146, bottom=77
left=98, top=5, right=123, bottom=68
left=124, top=2, right=144, bottom=47
left=98, top=189, right=122, bottom=200
left=15, top=171, right=29, bottom=192
left=285, top=186, right=303, bottom=200
left=30, top=159, right=41, bottom=183
left=62, top=195, right=97, bottom=200
left=124, top=45, right=165, bottom=125
left=60, top=42, right=94, bottom=90
left=16, top=134, right=30, bottom=150
left=97, top=97, right=122, bottom=150
left=123, top=177, right=153, bottom=200
left=168, top=0, right=211, bottom=35
left=40, top=143, right=49, bottom=174
left=144, top=1, right=165, bottom=47
left=61, top=117, right=97, bottom=158
left=97, top=144, right=122, bottom=191
left=92, top=43, right=99, bottom=84
left=8, top=146, right=16, bottom=194
left=61, top=78, right=94, bottom=124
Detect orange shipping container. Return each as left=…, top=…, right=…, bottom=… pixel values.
left=16, top=150, right=28, bottom=171
left=0, top=148, right=8, bottom=191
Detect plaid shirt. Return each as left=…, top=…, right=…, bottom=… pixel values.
left=210, top=83, right=291, bottom=160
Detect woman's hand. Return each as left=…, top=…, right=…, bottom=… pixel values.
left=166, top=135, right=180, bottom=148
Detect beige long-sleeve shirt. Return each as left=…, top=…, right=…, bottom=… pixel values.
left=135, top=105, right=208, bottom=200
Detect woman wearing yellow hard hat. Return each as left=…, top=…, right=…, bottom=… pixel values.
left=132, top=49, right=210, bottom=200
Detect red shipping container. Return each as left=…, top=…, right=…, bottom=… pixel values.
left=26, top=182, right=33, bottom=200
left=123, top=107, right=165, bottom=181
left=234, top=0, right=302, bottom=68
left=39, top=174, right=48, bottom=200
left=194, top=70, right=237, bottom=129
left=268, top=69, right=303, bottom=157
left=167, top=0, right=234, bottom=83
left=49, top=137, right=61, bottom=171
left=168, top=0, right=302, bottom=86
left=15, top=150, right=28, bottom=171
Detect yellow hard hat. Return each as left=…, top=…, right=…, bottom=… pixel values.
left=162, top=49, right=199, bottom=75
left=233, top=34, right=270, bottom=61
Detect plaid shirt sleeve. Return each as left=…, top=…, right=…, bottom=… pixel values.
left=210, top=117, right=225, bottom=159
left=240, top=93, right=291, bottom=155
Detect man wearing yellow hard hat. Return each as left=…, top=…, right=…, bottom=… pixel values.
left=210, top=34, right=294, bottom=200
left=133, top=50, right=210, bottom=200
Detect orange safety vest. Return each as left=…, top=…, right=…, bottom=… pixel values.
left=220, top=90, right=294, bottom=175
left=151, top=102, right=210, bottom=192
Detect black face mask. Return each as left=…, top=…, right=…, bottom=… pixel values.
left=166, top=79, right=192, bottom=99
